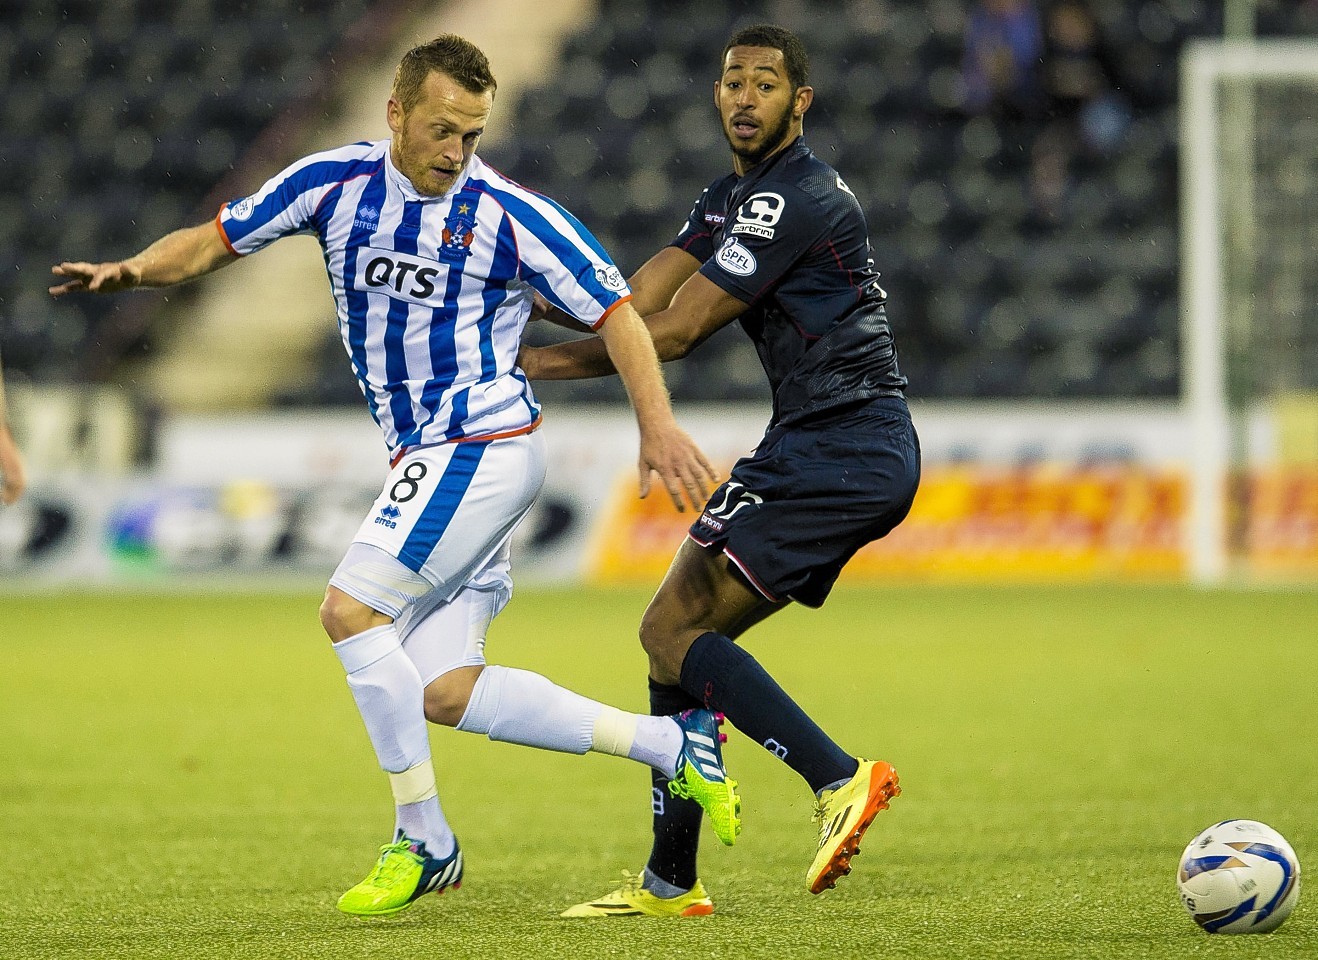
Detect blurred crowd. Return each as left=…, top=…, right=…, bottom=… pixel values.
left=3, top=0, right=1317, bottom=407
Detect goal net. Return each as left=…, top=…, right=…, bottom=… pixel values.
left=1181, top=39, right=1318, bottom=584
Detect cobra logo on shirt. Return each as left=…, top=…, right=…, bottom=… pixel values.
left=355, top=247, right=449, bottom=305
left=731, top=191, right=784, bottom=240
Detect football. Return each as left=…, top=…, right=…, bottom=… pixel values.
left=1176, top=819, right=1301, bottom=934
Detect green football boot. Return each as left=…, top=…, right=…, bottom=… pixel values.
left=669, top=709, right=741, bottom=845
left=561, top=871, right=715, bottom=918
left=337, top=833, right=463, bottom=917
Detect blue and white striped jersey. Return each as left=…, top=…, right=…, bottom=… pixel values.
left=217, top=140, right=630, bottom=455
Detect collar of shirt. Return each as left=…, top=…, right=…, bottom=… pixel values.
left=735, top=135, right=808, bottom=188
left=383, top=142, right=475, bottom=203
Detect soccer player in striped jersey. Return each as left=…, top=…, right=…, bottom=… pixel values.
left=50, top=35, right=740, bottom=917
left=523, top=25, right=918, bottom=915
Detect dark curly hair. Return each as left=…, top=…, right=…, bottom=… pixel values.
left=722, top=24, right=810, bottom=92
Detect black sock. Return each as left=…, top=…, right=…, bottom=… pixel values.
left=644, top=677, right=704, bottom=891
left=680, top=631, right=859, bottom=794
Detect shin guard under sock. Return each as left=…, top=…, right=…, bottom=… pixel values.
left=679, top=631, right=858, bottom=793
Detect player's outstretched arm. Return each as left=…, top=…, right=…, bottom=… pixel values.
left=49, top=221, right=237, bottom=297
left=522, top=254, right=742, bottom=382
left=596, top=303, right=718, bottom=512
left=530, top=247, right=702, bottom=335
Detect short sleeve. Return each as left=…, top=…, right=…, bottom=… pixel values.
left=216, top=146, right=377, bottom=256
left=217, top=166, right=319, bottom=256
left=493, top=188, right=631, bottom=330
left=668, top=187, right=717, bottom=264
left=698, top=185, right=829, bottom=304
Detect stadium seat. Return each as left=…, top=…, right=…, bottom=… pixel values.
left=0, top=0, right=381, bottom=382
left=6, top=0, right=1314, bottom=404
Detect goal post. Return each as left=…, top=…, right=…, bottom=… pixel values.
left=1180, top=39, right=1318, bottom=585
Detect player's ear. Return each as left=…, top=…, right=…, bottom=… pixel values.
left=712, top=79, right=720, bottom=109
left=386, top=96, right=405, bottom=135
left=794, top=85, right=814, bottom=119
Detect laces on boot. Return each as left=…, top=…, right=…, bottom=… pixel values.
left=617, top=870, right=644, bottom=895
left=365, top=841, right=421, bottom=887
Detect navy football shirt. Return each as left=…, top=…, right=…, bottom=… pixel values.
left=671, top=137, right=906, bottom=426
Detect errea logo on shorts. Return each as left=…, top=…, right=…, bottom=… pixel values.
left=715, top=237, right=757, bottom=277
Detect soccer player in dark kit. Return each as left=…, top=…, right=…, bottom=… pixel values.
left=519, top=23, right=921, bottom=915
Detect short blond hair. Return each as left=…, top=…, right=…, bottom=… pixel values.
left=392, top=35, right=496, bottom=111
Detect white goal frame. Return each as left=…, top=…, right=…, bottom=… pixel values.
left=1180, top=39, right=1318, bottom=585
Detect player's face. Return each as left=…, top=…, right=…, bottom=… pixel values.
left=716, top=46, right=812, bottom=172
left=388, top=70, right=493, bottom=197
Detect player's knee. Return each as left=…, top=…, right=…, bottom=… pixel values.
left=637, top=605, right=666, bottom=657
left=423, top=666, right=482, bottom=727
left=638, top=605, right=688, bottom=680
left=319, top=586, right=388, bottom=643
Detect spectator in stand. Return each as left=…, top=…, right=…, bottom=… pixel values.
left=1030, top=1, right=1130, bottom=221
left=962, top=0, right=1046, bottom=121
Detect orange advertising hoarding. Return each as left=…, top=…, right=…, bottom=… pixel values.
left=588, top=463, right=1189, bottom=584
left=1243, top=467, right=1318, bottom=573
left=589, top=462, right=1318, bottom=584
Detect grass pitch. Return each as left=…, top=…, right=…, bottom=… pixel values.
left=1, top=584, right=1315, bottom=960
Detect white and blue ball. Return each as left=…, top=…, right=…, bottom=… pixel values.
left=1177, top=819, right=1301, bottom=934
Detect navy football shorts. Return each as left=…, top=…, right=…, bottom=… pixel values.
left=688, top=396, right=920, bottom=608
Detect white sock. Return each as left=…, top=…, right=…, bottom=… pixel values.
left=454, top=666, right=682, bottom=773
left=391, top=761, right=455, bottom=858
left=334, top=624, right=455, bottom=855
left=456, top=665, right=598, bottom=752
left=594, top=707, right=683, bottom=776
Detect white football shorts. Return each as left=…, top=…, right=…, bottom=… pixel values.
left=329, top=430, right=547, bottom=632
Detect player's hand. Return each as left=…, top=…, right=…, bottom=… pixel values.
left=637, top=422, right=718, bottom=513
left=49, top=261, right=143, bottom=296
left=529, top=291, right=551, bottom=322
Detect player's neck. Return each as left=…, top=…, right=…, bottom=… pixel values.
left=731, top=131, right=801, bottom=177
